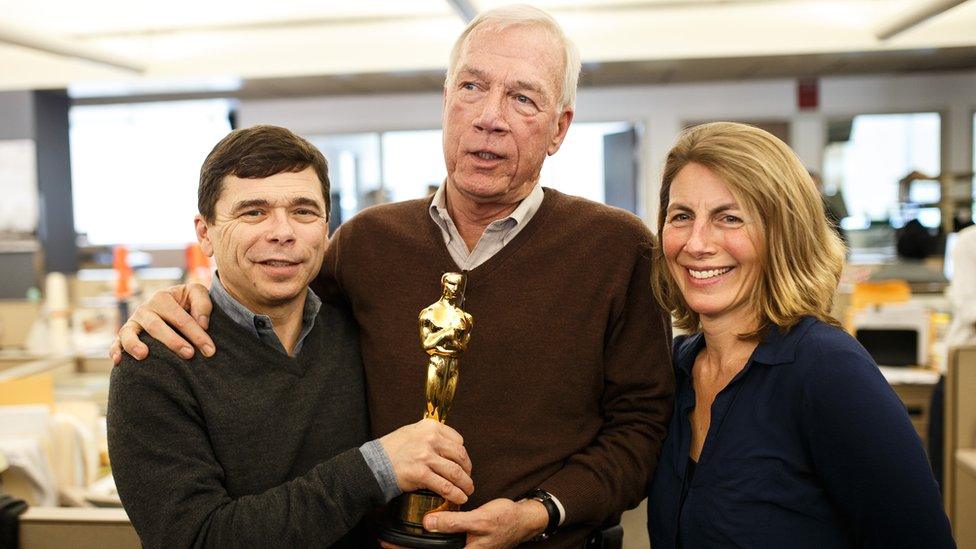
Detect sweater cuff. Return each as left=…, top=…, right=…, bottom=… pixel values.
left=360, top=439, right=402, bottom=502
left=549, top=493, right=566, bottom=526
left=539, top=466, right=608, bottom=526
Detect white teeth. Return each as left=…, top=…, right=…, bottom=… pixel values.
left=476, top=152, right=499, bottom=160
left=263, top=260, right=295, bottom=267
left=688, top=267, right=732, bottom=279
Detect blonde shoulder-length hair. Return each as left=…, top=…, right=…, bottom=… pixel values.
left=651, top=122, right=846, bottom=339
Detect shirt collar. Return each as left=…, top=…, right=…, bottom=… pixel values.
left=428, top=182, right=545, bottom=229
left=673, top=316, right=819, bottom=379
left=209, top=273, right=322, bottom=347
left=750, top=316, right=817, bottom=366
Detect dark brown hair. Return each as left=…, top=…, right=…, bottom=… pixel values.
left=198, top=125, right=330, bottom=222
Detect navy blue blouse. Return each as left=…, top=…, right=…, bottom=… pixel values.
left=647, top=317, right=954, bottom=548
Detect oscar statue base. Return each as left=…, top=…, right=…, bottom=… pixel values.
left=377, top=489, right=465, bottom=549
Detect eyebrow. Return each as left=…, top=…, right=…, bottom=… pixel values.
left=667, top=202, right=740, bottom=215
left=230, top=196, right=323, bottom=213
left=458, top=66, right=547, bottom=98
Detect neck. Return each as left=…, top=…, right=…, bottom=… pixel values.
left=699, top=312, right=759, bottom=377
left=444, top=181, right=529, bottom=251
left=225, top=283, right=307, bottom=356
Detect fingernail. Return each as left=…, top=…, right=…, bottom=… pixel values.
left=179, top=346, right=194, bottom=359
left=110, top=351, right=120, bottom=363
left=202, top=344, right=215, bottom=357
left=198, top=315, right=209, bottom=329
left=424, top=516, right=439, bottom=531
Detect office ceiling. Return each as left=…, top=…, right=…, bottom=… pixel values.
left=1, top=0, right=974, bottom=98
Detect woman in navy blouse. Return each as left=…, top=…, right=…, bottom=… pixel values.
left=646, top=122, right=954, bottom=548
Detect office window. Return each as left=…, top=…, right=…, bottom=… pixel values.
left=381, top=130, right=445, bottom=203
left=309, top=133, right=382, bottom=226
left=540, top=121, right=631, bottom=204
left=70, top=99, right=233, bottom=247
left=823, top=113, right=941, bottom=230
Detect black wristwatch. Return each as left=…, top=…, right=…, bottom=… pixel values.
left=522, top=488, right=560, bottom=541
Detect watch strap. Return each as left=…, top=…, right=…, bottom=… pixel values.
left=522, top=488, right=559, bottom=541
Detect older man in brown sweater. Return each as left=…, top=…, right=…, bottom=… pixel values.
left=113, top=5, right=674, bottom=547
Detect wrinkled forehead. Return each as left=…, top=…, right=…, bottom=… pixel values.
left=218, top=169, right=325, bottom=204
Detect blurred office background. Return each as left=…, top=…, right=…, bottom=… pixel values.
left=1, top=1, right=976, bottom=547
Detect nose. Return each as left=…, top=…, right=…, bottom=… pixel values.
left=684, top=219, right=716, bottom=257
left=473, top=88, right=510, bottom=134
left=265, top=209, right=296, bottom=245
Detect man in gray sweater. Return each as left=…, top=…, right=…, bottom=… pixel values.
left=107, top=125, right=473, bottom=548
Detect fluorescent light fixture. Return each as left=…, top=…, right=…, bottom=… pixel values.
left=875, top=0, right=970, bottom=40
left=0, top=20, right=145, bottom=72
left=68, top=76, right=243, bottom=98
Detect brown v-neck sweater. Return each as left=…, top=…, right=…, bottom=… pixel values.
left=317, top=187, right=674, bottom=546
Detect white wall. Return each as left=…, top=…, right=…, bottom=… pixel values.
left=239, top=69, right=976, bottom=228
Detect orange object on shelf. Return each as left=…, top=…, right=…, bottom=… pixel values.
left=185, top=243, right=213, bottom=287
left=850, top=280, right=911, bottom=310
left=112, top=246, right=133, bottom=299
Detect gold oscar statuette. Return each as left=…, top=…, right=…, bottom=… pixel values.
left=377, top=272, right=473, bottom=549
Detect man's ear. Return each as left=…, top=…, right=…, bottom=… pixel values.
left=194, top=215, right=215, bottom=257
left=547, top=108, right=574, bottom=156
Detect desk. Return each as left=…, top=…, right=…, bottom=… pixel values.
left=19, top=507, right=138, bottom=549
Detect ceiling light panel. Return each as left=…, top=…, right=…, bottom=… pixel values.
left=0, top=0, right=451, bottom=36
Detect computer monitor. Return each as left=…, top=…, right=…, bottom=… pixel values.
left=852, top=303, right=929, bottom=367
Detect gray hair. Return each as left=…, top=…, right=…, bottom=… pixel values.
left=445, top=4, right=581, bottom=110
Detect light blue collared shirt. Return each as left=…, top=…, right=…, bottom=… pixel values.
left=209, top=274, right=401, bottom=501
left=210, top=274, right=321, bottom=356
left=428, top=183, right=544, bottom=270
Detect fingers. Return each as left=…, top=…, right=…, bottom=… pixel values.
left=381, top=420, right=474, bottom=503
left=109, top=337, right=123, bottom=365
left=157, top=286, right=215, bottom=357
left=423, top=509, right=476, bottom=534
left=181, top=283, right=213, bottom=331
left=128, top=308, right=193, bottom=359
left=435, top=436, right=472, bottom=476
left=418, top=468, right=470, bottom=505
left=422, top=499, right=526, bottom=548
left=118, top=320, right=150, bottom=360
left=429, top=457, right=474, bottom=498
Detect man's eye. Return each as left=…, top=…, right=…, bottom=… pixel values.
left=516, top=95, right=530, bottom=103
left=462, top=82, right=477, bottom=91
left=294, top=209, right=318, bottom=217
left=669, top=213, right=690, bottom=223
left=243, top=210, right=264, bottom=217
left=722, top=215, right=743, bottom=224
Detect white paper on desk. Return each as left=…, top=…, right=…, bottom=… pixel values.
left=0, top=139, right=38, bottom=233
left=879, top=366, right=941, bottom=385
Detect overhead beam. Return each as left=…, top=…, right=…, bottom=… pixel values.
left=875, top=0, right=970, bottom=40
left=0, top=21, right=145, bottom=73
left=446, top=0, right=478, bottom=23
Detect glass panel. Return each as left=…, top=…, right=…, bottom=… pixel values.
left=824, top=112, right=941, bottom=229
